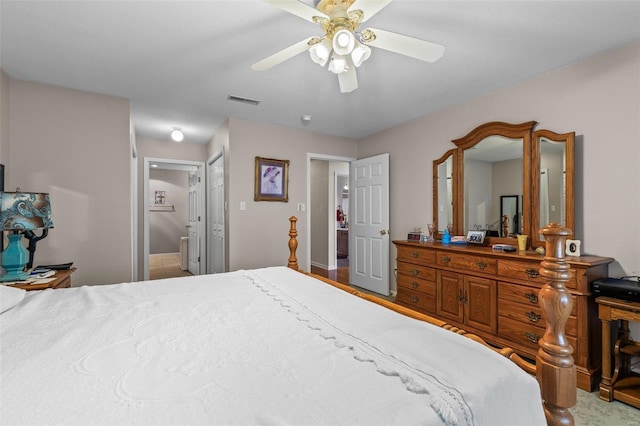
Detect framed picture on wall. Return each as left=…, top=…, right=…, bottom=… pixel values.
left=154, top=190, right=166, bottom=205
left=254, top=157, right=289, bottom=202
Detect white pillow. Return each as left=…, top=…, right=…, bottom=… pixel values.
left=0, top=285, right=26, bottom=313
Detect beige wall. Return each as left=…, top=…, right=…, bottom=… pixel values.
left=310, top=160, right=329, bottom=268
left=358, top=41, right=640, bottom=281
left=226, top=117, right=357, bottom=271
left=149, top=169, right=189, bottom=254
left=8, top=79, right=132, bottom=286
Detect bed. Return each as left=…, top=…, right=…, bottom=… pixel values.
left=0, top=217, right=576, bottom=425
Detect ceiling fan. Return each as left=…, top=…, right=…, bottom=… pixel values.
left=251, top=0, right=445, bottom=93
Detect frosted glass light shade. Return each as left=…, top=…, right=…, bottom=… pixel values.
left=309, top=38, right=332, bottom=66
left=328, top=54, right=348, bottom=74
left=351, top=42, right=371, bottom=67
left=332, top=30, right=355, bottom=56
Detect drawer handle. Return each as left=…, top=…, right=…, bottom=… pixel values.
left=476, top=261, right=487, bottom=270
left=524, top=292, right=539, bottom=304
left=526, top=268, right=539, bottom=278
left=411, top=269, right=419, bottom=276
left=411, top=295, right=419, bottom=303
left=442, top=256, right=451, bottom=264
left=525, top=332, right=541, bottom=344
left=411, top=281, right=419, bottom=289
left=411, top=251, right=419, bottom=258
left=525, top=311, right=542, bottom=323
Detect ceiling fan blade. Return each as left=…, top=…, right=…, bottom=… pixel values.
left=349, top=0, right=394, bottom=23
left=251, top=37, right=314, bottom=71
left=338, top=65, right=358, bottom=93
left=266, top=0, right=328, bottom=23
left=363, top=27, right=445, bottom=62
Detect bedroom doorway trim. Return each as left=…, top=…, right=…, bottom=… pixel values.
left=306, top=153, right=356, bottom=273
left=143, top=157, right=206, bottom=281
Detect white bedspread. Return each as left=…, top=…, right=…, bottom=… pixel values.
left=1, top=267, right=545, bottom=425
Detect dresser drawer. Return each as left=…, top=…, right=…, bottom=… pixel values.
left=397, top=261, right=436, bottom=282
left=397, top=274, right=436, bottom=297
left=396, top=245, right=436, bottom=265
left=498, top=259, right=576, bottom=289
left=499, top=316, right=577, bottom=353
left=498, top=282, right=577, bottom=316
left=498, top=298, right=577, bottom=337
left=396, top=290, right=436, bottom=314
left=436, top=252, right=497, bottom=274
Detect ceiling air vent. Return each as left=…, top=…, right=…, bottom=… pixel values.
left=227, top=95, right=261, bottom=106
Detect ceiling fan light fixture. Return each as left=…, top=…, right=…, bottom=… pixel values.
left=328, top=54, right=349, bottom=74
left=332, top=29, right=355, bottom=56
left=309, top=38, right=332, bottom=66
left=351, top=41, right=371, bottom=67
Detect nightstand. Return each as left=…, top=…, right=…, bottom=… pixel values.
left=8, top=268, right=76, bottom=291
left=597, top=296, right=640, bottom=409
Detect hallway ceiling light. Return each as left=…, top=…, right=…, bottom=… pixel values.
left=170, top=127, right=184, bottom=142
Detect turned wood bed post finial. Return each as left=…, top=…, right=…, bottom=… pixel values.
left=538, top=223, right=576, bottom=426
left=288, top=216, right=299, bottom=271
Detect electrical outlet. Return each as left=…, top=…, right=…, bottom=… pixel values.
left=240, top=202, right=246, bottom=211
left=297, top=203, right=305, bottom=212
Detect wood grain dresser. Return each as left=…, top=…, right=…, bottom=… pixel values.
left=393, top=240, right=613, bottom=391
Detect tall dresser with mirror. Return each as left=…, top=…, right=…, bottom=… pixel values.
left=398, top=121, right=614, bottom=391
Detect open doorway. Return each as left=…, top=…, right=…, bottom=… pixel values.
left=308, top=155, right=353, bottom=285
left=143, top=158, right=205, bottom=281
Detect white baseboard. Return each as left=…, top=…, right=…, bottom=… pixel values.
left=310, top=261, right=333, bottom=270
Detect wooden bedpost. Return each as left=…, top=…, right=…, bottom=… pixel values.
left=288, top=216, right=299, bottom=270
left=537, top=223, right=576, bottom=426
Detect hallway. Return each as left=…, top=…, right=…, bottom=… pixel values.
left=149, top=253, right=192, bottom=280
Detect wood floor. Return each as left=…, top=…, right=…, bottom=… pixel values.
left=149, top=253, right=193, bottom=280
left=311, top=259, right=395, bottom=301
left=310, top=263, right=350, bottom=286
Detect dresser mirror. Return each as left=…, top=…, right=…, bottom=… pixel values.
left=460, top=134, right=526, bottom=238
left=433, top=121, right=574, bottom=247
left=532, top=130, right=575, bottom=246
left=433, top=149, right=457, bottom=234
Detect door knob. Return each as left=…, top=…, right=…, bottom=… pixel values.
left=380, top=229, right=387, bottom=235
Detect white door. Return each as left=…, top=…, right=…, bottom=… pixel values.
left=349, top=153, right=390, bottom=295
left=208, top=155, right=225, bottom=274
left=188, top=170, right=200, bottom=275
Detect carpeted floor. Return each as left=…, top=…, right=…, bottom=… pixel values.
left=573, top=389, right=639, bottom=425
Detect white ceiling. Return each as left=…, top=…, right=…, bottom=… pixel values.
left=1, top=1, right=639, bottom=144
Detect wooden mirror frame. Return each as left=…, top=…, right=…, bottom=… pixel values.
left=531, top=129, right=575, bottom=247
left=452, top=121, right=535, bottom=246
left=432, top=149, right=458, bottom=237
left=433, top=120, right=575, bottom=248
